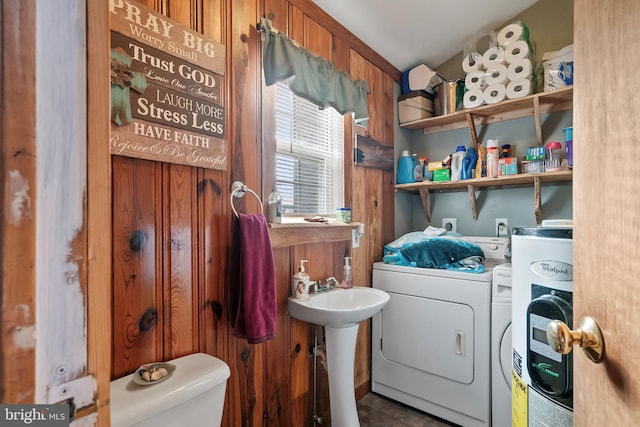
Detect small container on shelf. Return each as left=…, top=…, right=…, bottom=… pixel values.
left=545, top=141, right=563, bottom=172
left=336, top=207, right=351, bottom=223
left=433, top=168, right=451, bottom=182
left=498, top=157, right=518, bottom=175
left=486, top=139, right=500, bottom=178
left=564, top=127, right=573, bottom=169
left=523, top=146, right=546, bottom=174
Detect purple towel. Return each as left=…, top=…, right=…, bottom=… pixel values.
left=229, top=213, right=277, bottom=343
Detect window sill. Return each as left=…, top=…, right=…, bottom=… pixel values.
left=268, top=221, right=360, bottom=248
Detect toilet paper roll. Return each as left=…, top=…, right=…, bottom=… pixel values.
left=484, top=84, right=507, bottom=104
left=465, top=71, right=486, bottom=90
left=462, top=52, right=484, bottom=73
left=504, top=40, right=532, bottom=62
left=485, top=64, right=509, bottom=85
left=463, top=88, right=485, bottom=109
left=506, top=78, right=533, bottom=99
left=507, top=59, right=533, bottom=81
left=497, top=22, right=529, bottom=47
left=482, top=46, right=506, bottom=67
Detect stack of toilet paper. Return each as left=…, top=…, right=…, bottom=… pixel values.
left=463, top=21, right=534, bottom=109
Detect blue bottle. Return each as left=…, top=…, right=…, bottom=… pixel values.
left=461, top=147, right=478, bottom=180
left=397, top=150, right=416, bottom=184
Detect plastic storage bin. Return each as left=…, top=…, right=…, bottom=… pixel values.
left=398, top=91, right=434, bottom=124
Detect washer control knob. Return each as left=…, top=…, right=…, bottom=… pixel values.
left=547, top=317, right=605, bottom=363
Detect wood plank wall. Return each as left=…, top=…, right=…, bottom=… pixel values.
left=109, top=0, right=397, bottom=425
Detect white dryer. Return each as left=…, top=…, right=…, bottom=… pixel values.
left=491, top=263, right=512, bottom=427
left=372, top=237, right=510, bottom=427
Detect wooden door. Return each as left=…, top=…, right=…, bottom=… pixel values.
left=573, top=0, right=640, bottom=424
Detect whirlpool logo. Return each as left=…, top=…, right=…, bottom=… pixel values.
left=530, top=260, right=573, bottom=281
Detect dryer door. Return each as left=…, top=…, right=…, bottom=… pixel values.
left=381, top=292, right=474, bottom=383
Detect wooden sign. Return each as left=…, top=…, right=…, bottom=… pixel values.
left=109, top=0, right=227, bottom=170
left=354, top=135, right=393, bottom=171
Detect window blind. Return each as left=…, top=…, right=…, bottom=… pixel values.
left=275, top=80, right=344, bottom=215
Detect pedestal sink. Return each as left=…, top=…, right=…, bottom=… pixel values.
left=287, top=286, right=390, bottom=427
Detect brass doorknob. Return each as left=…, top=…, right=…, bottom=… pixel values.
left=546, top=317, right=605, bottom=363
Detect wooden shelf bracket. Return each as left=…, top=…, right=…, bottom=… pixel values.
left=465, top=112, right=479, bottom=148
left=467, top=184, right=478, bottom=220
left=533, top=96, right=543, bottom=146
left=418, top=187, right=432, bottom=222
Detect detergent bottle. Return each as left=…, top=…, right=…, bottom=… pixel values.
left=396, top=150, right=416, bottom=184
left=461, top=147, right=478, bottom=180
left=450, top=145, right=466, bottom=181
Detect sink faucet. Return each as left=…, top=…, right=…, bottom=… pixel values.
left=313, top=277, right=339, bottom=293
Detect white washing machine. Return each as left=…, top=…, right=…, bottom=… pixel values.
left=492, top=263, right=512, bottom=427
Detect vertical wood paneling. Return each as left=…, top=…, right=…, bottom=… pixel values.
left=289, top=245, right=315, bottom=425
left=347, top=48, right=395, bottom=396
left=303, top=15, right=331, bottom=58
left=197, top=12, right=230, bottom=426
left=202, top=0, right=224, bottom=43
left=348, top=51, right=377, bottom=393
left=87, top=0, right=112, bottom=421
left=264, top=247, right=292, bottom=425
left=228, top=0, right=263, bottom=424
left=289, top=5, right=304, bottom=43
left=165, top=164, right=199, bottom=358
left=1, top=0, right=37, bottom=403
left=196, top=171, right=228, bottom=353
left=262, top=0, right=289, bottom=200
left=167, top=0, right=196, bottom=27
left=112, top=157, right=164, bottom=378
left=264, top=0, right=288, bottom=30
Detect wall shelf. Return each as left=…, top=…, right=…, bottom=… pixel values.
left=400, top=87, right=573, bottom=147
left=396, top=170, right=573, bottom=223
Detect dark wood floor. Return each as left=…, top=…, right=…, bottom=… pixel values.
left=356, top=393, right=459, bottom=427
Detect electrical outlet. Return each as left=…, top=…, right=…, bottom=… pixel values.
left=352, top=229, right=360, bottom=248
left=442, top=218, right=457, bottom=233
left=496, top=218, right=509, bottom=236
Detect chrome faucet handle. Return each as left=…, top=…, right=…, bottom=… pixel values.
left=324, top=277, right=339, bottom=287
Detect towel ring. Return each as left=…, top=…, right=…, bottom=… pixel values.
left=230, top=181, right=264, bottom=217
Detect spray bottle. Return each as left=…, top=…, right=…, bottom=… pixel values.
left=341, top=257, right=353, bottom=289
left=292, top=260, right=310, bottom=299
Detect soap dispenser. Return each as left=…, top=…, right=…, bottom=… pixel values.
left=292, top=260, right=311, bottom=299
left=341, top=257, right=353, bottom=288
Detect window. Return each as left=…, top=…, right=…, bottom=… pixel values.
left=275, top=79, right=344, bottom=216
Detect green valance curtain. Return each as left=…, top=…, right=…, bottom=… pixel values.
left=260, top=18, right=370, bottom=127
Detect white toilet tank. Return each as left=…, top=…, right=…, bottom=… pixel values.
left=110, top=353, right=230, bottom=427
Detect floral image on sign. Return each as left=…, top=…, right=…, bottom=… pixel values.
left=109, top=0, right=227, bottom=170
